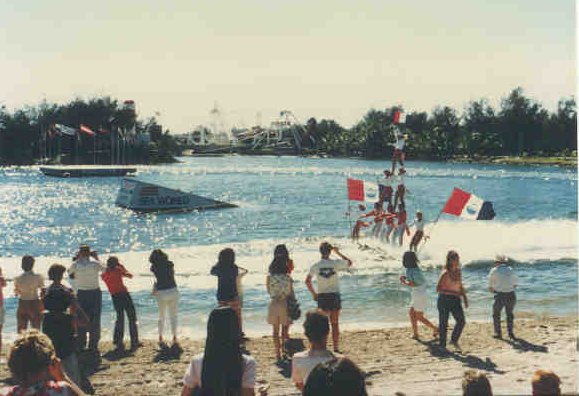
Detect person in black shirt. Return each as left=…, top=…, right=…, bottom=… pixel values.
left=149, top=249, right=179, bottom=346
left=42, top=264, right=88, bottom=388
left=211, top=248, right=244, bottom=335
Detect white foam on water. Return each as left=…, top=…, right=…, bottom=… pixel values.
left=0, top=219, right=575, bottom=294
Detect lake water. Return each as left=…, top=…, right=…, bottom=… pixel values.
left=0, top=156, right=576, bottom=341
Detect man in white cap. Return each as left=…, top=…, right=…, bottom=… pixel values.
left=488, top=255, right=518, bottom=339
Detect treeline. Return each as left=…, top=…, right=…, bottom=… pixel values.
left=0, top=97, right=179, bottom=165
left=304, top=87, right=577, bottom=159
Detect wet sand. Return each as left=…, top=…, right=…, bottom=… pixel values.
left=0, top=316, right=576, bottom=395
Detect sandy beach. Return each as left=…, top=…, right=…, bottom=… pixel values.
left=0, top=315, right=575, bottom=395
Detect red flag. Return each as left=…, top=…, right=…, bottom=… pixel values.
left=80, top=124, right=95, bottom=136
left=347, top=178, right=364, bottom=201
left=442, top=188, right=471, bottom=216
left=393, top=111, right=406, bottom=124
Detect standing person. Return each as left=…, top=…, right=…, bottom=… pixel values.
left=489, top=255, right=518, bottom=339
left=409, top=211, right=427, bottom=252
left=0, top=267, right=6, bottom=360
left=14, top=255, right=45, bottom=332
left=391, top=131, right=406, bottom=174
left=395, top=203, right=410, bottom=247
left=68, top=245, right=103, bottom=352
left=266, top=244, right=294, bottom=361
left=393, top=167, right=407, bottom=209
left=149, top=249, right=179, bottom=346
left=43, top=264, right=89, bottom=388
left=305, top=242, right=353, bottom=353
left=2, top=330, right=85, bottom=396
left=380, top=170, right=394, bottom=207
left=181, top=306, right=257, bottom=396
left=436, top=250, right=468, bottom=350
left=399, top=251, right=438, bottom=340
left=211, top=248, right=244, bottom=334
left=101, top=256, right=141, bottom=351
left=291, top=310, right=338, bottom=392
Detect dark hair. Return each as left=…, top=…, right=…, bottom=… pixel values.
left=304, top=310, right=330, bottom=344
left=269, top=245, right=289, bottom=275
left=48, top=264, right=66, bottom=282
left=462, top=370, right=493, bottom=396
left=304, top=357, right=368, bottom=396
left=201, top=307, right=243, bottom=396
left=149, top=249, right=168, bottom=265
left=373, top=202, right=382, bottom=210
left=8, top=330, right=56, bottom=384
left=319, top=242, right=333, bottom=257
left=107, top=256, right=119, bottom=269
left=532, top=370, right=561, bottom=396
left=213, top=248, right=235, bottom=272
left=402, top=251, right=419, bottom=269
left=446, top=250, right=460, bottom=272
left=21, top=255, right=34, bottom=272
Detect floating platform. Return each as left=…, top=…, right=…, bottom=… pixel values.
left=116, top=178, right=237, bottom=213
left=40, top=166, right=137, bottom=178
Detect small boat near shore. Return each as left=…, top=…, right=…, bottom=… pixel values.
left=115, top=178, right=237, bottom=213
left=40, top=165, right=137, bottom=178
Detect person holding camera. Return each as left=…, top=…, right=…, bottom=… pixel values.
left=305, top=242, right=353, bottom=353
left=68, top=244, right=104, bottom=353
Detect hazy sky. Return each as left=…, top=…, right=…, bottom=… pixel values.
left=0, top=0, right=575, bottom=133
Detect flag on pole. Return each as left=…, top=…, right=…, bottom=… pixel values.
left=347, top=178, right=381, bottom=202
left=393, top=111, right=406, bottom=124
left=54, top=124, right=77, bottom=137
left=442, top=188, right=495, bottom=220
left=80, top=124, right=96, bottom=136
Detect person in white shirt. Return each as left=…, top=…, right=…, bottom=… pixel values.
left=181, top=306, right=257, bottom=396
left=68, top=244, right=104, bottom=352
left=305, top=242, right=353, bottom=352
left=292, top=309, right=339, bottom=392
left=391, top=131, right=406, bottom=174
left=14, top=256, right=45, bottom=332
left=394, top=167, right=407, bottom=209
left=489, top=255, right=518, bottom=339
left=409, top=211, right=428, bottom=252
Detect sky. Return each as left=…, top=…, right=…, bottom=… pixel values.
left=0, top=0, right=575, bottom=133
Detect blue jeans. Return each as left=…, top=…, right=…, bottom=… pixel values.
left=77, top=289, right=102, bottom=351
left=437, top=294, right=465, bottom=347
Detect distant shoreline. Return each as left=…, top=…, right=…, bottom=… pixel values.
left=183, top=149, right=578, bottom=168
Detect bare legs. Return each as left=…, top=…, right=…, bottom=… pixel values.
left=272, top=324, right=290, bottom=360
left=328, top=310, right=340, bottom=352
left=409, top=307, right=438, bottom=339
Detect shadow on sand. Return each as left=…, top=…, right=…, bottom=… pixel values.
left=419, top=339, right=506, bottom=374
left=503, top=336, right=548, bottom=353
left=153, top=343, right=183, bottom=362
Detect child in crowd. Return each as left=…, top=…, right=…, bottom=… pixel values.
left=101, top=256, right=141, bottom=351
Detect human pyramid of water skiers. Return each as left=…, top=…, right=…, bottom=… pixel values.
left=352, top=127, right=426, bottom=251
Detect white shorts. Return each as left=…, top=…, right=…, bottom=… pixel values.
left=411, top=288, right=428, bottom=312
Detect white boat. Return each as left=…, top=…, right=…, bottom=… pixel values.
left=115, top=178, right=236, bottom=213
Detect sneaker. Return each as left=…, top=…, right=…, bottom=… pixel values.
left=130, top=342, right=144, bottom=351
left=493, top=334, right=502, bottom=339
